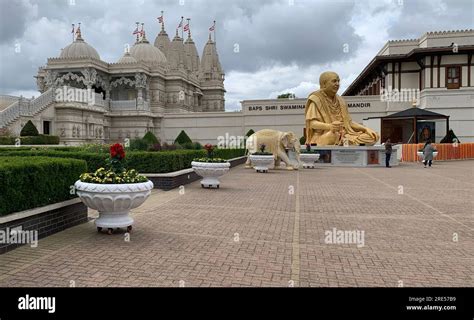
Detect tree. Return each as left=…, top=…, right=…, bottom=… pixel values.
left=142, top=131, right=159, bottom=145
left=245, top=129, right=255, bottom=137
left=174, top=130, right=192, bottom=145
left=20, top=120, right=39, bottom=136
left=440, top=129, right=461, bottom=143
left=277, top=93, right=296, bottom=99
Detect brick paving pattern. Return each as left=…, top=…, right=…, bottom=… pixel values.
left=0, top=161, right=473, bottom=287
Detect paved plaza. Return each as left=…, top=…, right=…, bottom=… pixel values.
left=0, top=161, right=473, bottom=287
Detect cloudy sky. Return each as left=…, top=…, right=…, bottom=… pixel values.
left=0, top=0, right=473, bottom=111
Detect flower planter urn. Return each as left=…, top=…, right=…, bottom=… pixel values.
left=191, top=161, right=230, bottom=188
left=299, top=153, right=320, bottom=168
left=74, top=180, right=154, bottom=234
left=249, top=154, right=275, bottom=173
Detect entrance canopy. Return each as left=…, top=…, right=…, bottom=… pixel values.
left=371, top=107, right=450, bottom=144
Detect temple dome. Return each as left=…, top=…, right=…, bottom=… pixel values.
left=60, top=33, right=100, bottom=60
left=117, top=51, right=138, bottom=64
left=130, top=33, right=168, bottom=67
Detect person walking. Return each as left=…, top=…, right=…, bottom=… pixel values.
left=422, top=139, right=436, bottom=168
left=384, top=138, right=392, bottom=168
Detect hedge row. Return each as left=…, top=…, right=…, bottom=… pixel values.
left=0, top=157, right=87, bottom=216
left=0, top=135, right=60, bottom=145
left=0, top=150, right=107, bottom=172
left=0, top=149, right=246, bottom=173
left=0, top=146, right=75, bottom=152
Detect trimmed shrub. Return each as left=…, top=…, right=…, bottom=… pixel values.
left=174, top=130, right=192, bottom=145
left=0, top=137, right=15, bottom=145
left=129, top=138, right=149, bottom=151
left=0, top=156, right=87, bottom=215
left=0, top=135, right=59, bottom=146
left=245, top=129, right=255, bottom=137
left=0, top=150, right=107, bottom=172
left=181, top=142, right=195, bottom=150
left=162, top=142, right=177, bottom=151
left=0, top=146, right=78, bottom=152
left=20, top=120, right=39, bottom=136
left=79, top=143, right=109, bottom=153
left=193, top=142, right=203, bottom=150
left=148, top=142, right=162, bottom=152
left=300, top=136, right=306, bottom=145
left=20, top=134, right=60, bottom=145
left=143, top=131, right=159, bottom=145
left=440, top=129, right=461, bottom=143
left=213, top=148, right=246, bottom=159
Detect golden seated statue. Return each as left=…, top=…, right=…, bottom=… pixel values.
left=305, top=71, right=379, bottom=146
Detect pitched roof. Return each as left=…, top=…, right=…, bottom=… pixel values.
left=382, top=107, right=449, bottom=119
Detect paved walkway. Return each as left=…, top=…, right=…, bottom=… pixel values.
left=1, top=161, right=473, bottom=287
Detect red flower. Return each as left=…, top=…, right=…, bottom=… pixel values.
left=204, top=143, right=214, bottom=152
left=110, top=143, right=125, bottom=160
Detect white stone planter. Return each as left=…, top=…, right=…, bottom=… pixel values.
left=417, top=151, right=438, bottom=160
left=74, top=180, right=154, bottom=234
left=299, top=153, right=320, bottom=168
left=249, top=154, right=275, bottom=173
left=191, top=161, right=230, bottom=188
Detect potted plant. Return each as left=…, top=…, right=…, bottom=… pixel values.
left=299, top=144, right=320, bottom=168
left=191, top=144, right=230, bottom=188
left=74, top=143, right=154, bottom=234
left=249, top=144, right=275, bottom=173
left=417, top=148, right=439, bottom=160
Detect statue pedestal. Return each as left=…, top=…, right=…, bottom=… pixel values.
left=308, top=146, right=399, bottom=167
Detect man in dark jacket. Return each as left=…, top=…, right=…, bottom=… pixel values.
left=384, top=139, right=392, bottom=168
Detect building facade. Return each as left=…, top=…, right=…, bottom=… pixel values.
left=0, top=22, right=225, bottom=145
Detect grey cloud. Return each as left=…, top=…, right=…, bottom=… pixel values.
left=387, top=0, right=474, bottom=39
left=1, top=0, right=473, bottom=100
left=0, top=0, right=31, bottom=43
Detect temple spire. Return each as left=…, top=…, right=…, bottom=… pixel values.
left=159, top=11, right=165, bottom=31
left=141, top=23, right=148, bottom=42
left=186, top=18, right=191, bottom=38
left=135, top=22, right=140, bottom=43
left=75, top=22, right=83, bottom=41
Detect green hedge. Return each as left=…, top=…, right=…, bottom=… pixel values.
left=21, top=135, right=60, bottom=145
left=0, top=135, right=60, bottom=145
left=126, top=150, right=204, bottom=173
left=213, top=148, right=246, bottom=159
left=0, top=150, right=107, bottom=172
left=0, top=137, right=15, bottom=145
left=0, top=146, right=77, bottom=152
left=0, top=157, right=87, bottom=216
left=0, top=148, right=246, bottom=173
